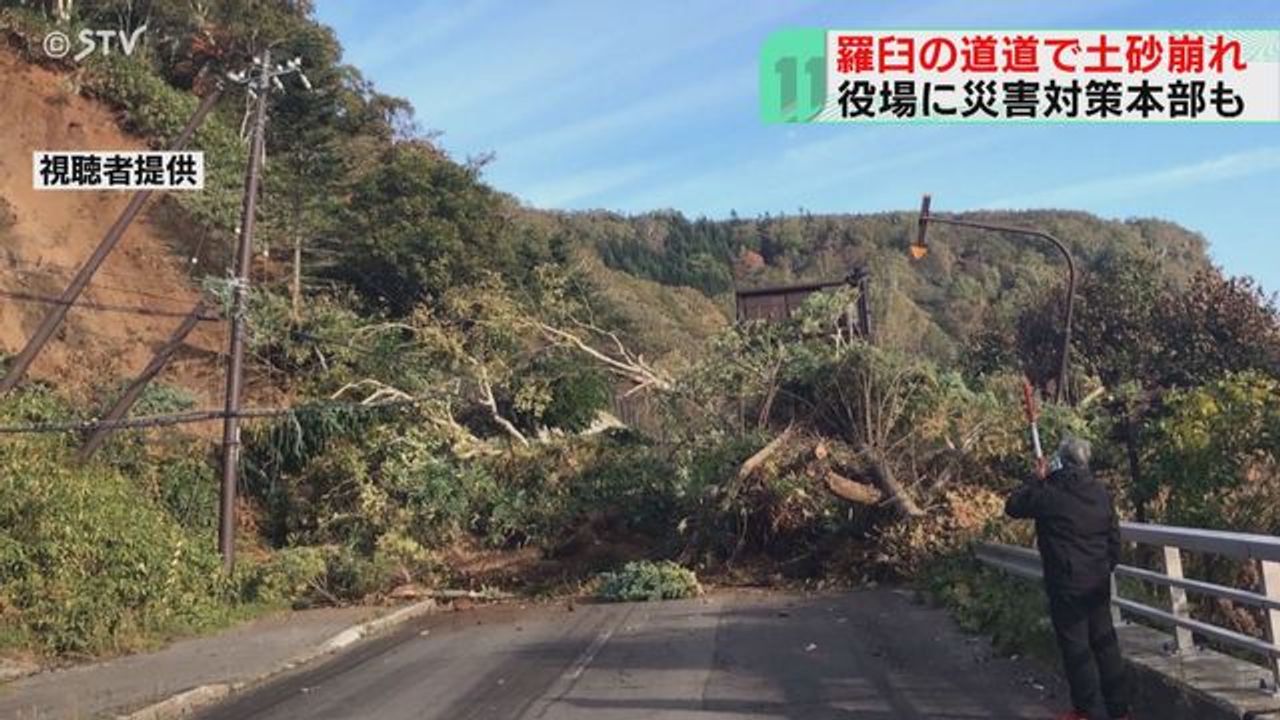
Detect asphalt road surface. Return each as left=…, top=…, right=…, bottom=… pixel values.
left=198, top=588, right=1062, bottom=720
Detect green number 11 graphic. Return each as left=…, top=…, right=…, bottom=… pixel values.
left=760, top=29, right=827, bottom=123
left=774, top=55, right=825, bottom=117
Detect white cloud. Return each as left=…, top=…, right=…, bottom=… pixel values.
left=498, top=67, right=755, bottom=163
left=409, top=0, right=804, bottom=137
left=337, top=0, right=504, bottom=72
left=985, top=146, right=1280, bottom=208
left=520, top=160, right=662, bottom=208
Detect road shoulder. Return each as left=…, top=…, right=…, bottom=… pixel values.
left=0, top=600, right=437, bottom=720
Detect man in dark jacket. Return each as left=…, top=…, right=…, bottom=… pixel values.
left=1006, top=436, right=1130, bottom=720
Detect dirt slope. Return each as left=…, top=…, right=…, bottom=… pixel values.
left=0, top=47, right=227, bottom=407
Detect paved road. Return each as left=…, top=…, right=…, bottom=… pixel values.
left=198, top=589, right=1062, bottom=720
left=0, top=605, right=381, bottom=720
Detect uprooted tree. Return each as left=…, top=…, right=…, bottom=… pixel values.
left=677, top=290, right=1039, bottom=531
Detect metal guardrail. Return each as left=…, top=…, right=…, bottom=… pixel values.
left=977, top=521, right=1280, bottom=692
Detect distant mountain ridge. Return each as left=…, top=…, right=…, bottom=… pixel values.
left=555, top=208, right=1212, bottom=359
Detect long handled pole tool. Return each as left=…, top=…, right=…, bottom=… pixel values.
left=1021, top=377, right=1047, bottom=477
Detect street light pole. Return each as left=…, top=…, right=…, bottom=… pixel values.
left=912, top=194, right=1077, bottom=404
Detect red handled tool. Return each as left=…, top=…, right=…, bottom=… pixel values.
left=1021, top=377, right=1047, bottom=478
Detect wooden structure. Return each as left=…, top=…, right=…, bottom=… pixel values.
left=734, top=268, right=872, bottom=339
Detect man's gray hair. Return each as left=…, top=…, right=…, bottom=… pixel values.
left=1057, top=435, right=1092, bottom=469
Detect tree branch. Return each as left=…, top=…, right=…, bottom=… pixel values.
left=535, top=321, right=673, bottom=393
left=477, top=366, right=528, bottom=446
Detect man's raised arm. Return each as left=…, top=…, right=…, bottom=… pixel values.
left=1005, top=475, right=1049, bottom=519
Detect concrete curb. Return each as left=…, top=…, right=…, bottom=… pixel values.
left=118, top=684, right=235, bottom=720
left=115, top=599, right=439, bottom=720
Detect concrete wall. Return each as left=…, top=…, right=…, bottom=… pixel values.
left=1118, top=623, right=1279, bottom=719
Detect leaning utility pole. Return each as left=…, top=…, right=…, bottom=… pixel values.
left=219, top=51, right=271, bottom=571
left=0, top=88, right=223, bottom=395
left=77, top=300, right=210, bottom=461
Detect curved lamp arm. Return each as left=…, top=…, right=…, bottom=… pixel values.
left=916, top=208, right=1077, bottom=404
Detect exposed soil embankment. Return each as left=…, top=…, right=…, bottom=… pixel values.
left=0, top=47, right=225, bottom=405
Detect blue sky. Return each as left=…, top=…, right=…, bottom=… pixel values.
left=314, top=0, right=1280, bottom=294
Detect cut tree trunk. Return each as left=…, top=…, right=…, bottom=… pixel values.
left=860, top=446, right=925, bottom=517
left=822, top=468, right=883, bottom=505
left=811, top=441, right=883, bottom=507
left=737, top=424, right=794, bottom=482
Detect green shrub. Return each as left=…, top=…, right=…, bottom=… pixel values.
left=237, top=547, right=327, bottom=607
left=150, top=453, right=219, bottom=533
left=0, top=437, right=227, bottom=655
left=133, top=383, right=198, bottom=416
left=596, top=561, right=701, bottom=602
left=512, top=354, right=612, bottom=432
left=85, top=58, right=244, bottom=235
left=319, top=545, right=397, bottom=601
left=380, top=431, right=499, bottom=546
left=233, top=545, right=401, bottom=606
left=242, top=409, right=379, bottom=546
left=1147, top=372, right=1280, bottom=531
left=922, top=552, right=1056, bottom=659
left=0, top=383, right=74, bottom=428
left=473, top=437, right=677, bottom=550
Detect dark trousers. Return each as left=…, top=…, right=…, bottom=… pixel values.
left=1048, top=584, right=1130, bottom=719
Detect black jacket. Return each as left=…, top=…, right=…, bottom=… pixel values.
left=1005, top=465, right=1120, bottom=595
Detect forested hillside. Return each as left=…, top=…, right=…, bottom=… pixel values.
left=0, top=0, right=1277, bottom=664
left=576, top=208, right=1211, bottom=358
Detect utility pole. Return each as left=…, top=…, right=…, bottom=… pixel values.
left=0, top=88, right=223, bottom=395
left=218, top=51, right=310, bottom=571
left=77, top=300, right=210, bottom=461
left=219, top=51, right=271, bottom=571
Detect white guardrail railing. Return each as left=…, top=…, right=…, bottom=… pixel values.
left=977, top=522, right=1280, bottom=691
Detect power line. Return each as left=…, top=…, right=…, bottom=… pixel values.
left=0, top=87, right=224, bottom=396
left=2, top=254, right=202, bottom=287
left=0, top=265, right=204, bottom=307
left=1, top=267, right=200, bottom=306
left=9, top=319, right=189, bottom=347
left=0, top=288, right=221, bottom=321
left=289, top=329, right=414, bottom=358
left=0, top=409, right=262, bottom=434
left=0, top=395, right=430, bottom=435
left=1, top=256, right=171, bottom=283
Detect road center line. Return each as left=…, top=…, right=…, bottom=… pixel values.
left=565, top=624, right=615, bottom=681
left=524, top=605, right=642, bottom=719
